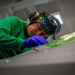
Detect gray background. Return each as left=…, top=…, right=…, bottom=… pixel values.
left=0, top=0, right=75, bottom=37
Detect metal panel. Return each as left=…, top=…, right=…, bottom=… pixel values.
left=0, top=42, right=75, bottom=75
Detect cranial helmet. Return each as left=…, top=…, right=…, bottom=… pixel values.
left=28, top=11, right=61, bottom=39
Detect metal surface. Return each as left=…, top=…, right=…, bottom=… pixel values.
left=0, top=42, right=75, bottom=75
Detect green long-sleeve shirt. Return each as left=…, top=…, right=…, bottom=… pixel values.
left=0, top=16, right=31, bottom=59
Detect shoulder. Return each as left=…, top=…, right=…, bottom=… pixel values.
left=7, top=16, right=27, bottom=23
left=0, top=16, right=20, bottom=22
left=1, top=16, right=28, bottom=25
left=5, top=16, right=20, bottom=20
left=6, top=16, right=25, bottom=24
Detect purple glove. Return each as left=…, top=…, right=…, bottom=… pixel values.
left=23, top=35, right=49, bottom=48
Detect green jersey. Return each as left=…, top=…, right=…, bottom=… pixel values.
left=0, top=16, right=31, bottom=59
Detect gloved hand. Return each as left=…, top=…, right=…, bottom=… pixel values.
left=23, top=35, right=49, bottom=48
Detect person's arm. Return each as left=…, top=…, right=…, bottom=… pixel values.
left=0, top=30, right=24, bottom=52
left=0, top=16, right=25, bottom=52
